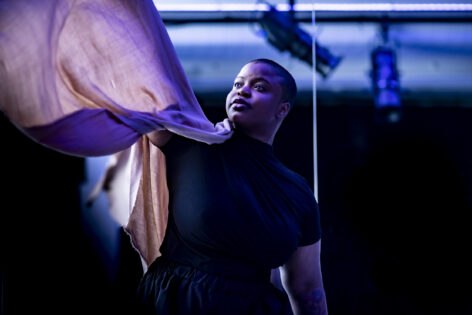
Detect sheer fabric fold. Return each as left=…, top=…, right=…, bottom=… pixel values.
left=0, top=0, right=232, bottom=267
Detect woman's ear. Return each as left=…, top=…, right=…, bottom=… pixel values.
left=277, top=102, right=290, bottom=119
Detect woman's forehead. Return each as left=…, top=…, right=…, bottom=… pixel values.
left=237, top=62, right=284, bottom=85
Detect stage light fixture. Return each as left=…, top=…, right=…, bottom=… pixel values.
left=257, top=3, right=342, bottom=78
left=371, top=44, right=402, bottom=124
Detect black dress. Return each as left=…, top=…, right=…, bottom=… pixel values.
left=135, top=131, right=321, bottom=314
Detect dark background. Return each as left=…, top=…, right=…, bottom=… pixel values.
left=1, top=90, right=472, bottom=314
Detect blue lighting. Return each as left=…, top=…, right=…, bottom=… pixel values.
left=371, top=46, right=402, bottom=123
left=154, top=3, right=472, bottom=12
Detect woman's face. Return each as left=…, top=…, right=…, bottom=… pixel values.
left=225, top=62, right=285, bottom=137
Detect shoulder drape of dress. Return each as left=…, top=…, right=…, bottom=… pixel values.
left=0, top=0, right=232, bottom=268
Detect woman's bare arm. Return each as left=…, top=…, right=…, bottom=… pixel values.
left=280, top=240, right=328, bottom=315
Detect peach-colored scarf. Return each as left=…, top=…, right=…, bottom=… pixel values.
left=0, top=0, right=232, bottom=268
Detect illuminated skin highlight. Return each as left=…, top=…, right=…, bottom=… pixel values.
left=225, top=62, right=290, bottom=145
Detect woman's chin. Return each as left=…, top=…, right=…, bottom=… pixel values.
left=229, top=114, right=248, bottom=128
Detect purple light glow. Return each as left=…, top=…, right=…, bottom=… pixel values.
left=153, top=2, right=472, bottom=12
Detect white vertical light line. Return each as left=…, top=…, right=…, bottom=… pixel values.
left=312, top=2, right=319, bottom=201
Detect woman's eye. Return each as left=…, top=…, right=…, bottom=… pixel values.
left=234, top=82, right=243, bottom=88
left=254, top=85, right=266, bottom=91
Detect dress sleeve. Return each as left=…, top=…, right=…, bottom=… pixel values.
left=299, top=197, right=322, bottom=246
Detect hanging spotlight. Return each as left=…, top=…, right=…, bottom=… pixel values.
left=371, top=25, right=402, bottom=124
left=257, top=2, right=342, bottom=78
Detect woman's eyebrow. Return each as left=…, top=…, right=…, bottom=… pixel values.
left=253, top=77, right=270, bottom=84
left=235, top=76, right=272, bottom=87
left=251, top=77, right=272, bottom=87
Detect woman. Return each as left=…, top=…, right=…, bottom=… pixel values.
left=139, top=59, right=328, bottom=315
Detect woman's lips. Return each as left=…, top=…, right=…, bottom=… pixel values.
left=231, top=99, right=251, bottom=111
left=232, top=103, right=249, bottom=111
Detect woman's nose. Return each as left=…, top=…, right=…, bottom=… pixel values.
left=237, top=85, right=250, bottom=97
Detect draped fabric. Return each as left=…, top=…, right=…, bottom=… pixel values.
left=0, top=0, right=232, bottom=267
